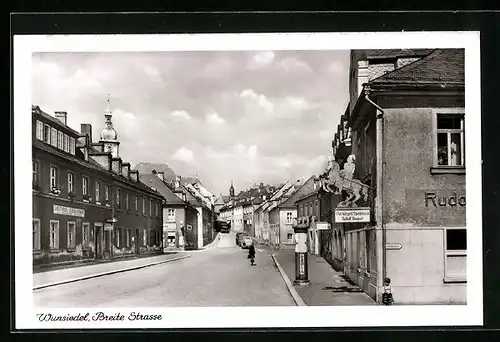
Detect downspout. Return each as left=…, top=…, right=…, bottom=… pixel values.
left=364, top=86, right=386, bottom=303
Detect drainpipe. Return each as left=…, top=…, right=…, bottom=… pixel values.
left=364, top=86, right=386, bottom=303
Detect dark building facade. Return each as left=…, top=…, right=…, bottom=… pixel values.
left=32, top=104, right=163, bottom=267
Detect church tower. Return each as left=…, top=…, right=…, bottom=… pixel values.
left=229, top=180, right=235, bottom=198
left=100, top=94, right=120, bottom=158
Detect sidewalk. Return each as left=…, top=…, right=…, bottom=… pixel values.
left=273, top=249, right=376, bottom=306
left=33, top=252, right=190, bottom=290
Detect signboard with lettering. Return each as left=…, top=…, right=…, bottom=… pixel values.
left=386, top=243, right=402, bottom=250
left=53, top=205, right=85, bottom=218
left=315, top=222, right=331, bottom=230
left=299, top=254, right=305, bottom=275
left=335, top=207, right=370, bottom=223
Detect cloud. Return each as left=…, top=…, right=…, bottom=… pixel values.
left=172, top=147, right=194, bottom=163
left=248, top=145, right=258, bottom=159
left=328, top=60, right=344, bottom=74
left=248, top=51, right=275, bottom=69
left=206, top=111, right=225, bottom=124
left=280, top=57, right=313, bottom=73
left=170, top=110, right=192, bottom=121
left=239, top=89, right=274, bottom=112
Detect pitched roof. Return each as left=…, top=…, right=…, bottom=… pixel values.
left=363, top=49, right=434, bottom=60
left=279, top=176, right=317, bottom=209
left=139, top=174, right=185, bottom=205
left=134, top=163, right=177, bottom=180
left=371, top=49, right=464, bottom=84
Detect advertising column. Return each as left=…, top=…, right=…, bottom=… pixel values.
left=293, top=218, right=310, bottom=286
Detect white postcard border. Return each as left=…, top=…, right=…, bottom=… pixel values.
left=14, top=31, right=482, bottom=329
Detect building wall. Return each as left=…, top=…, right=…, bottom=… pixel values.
left=202, top=206, right=214, bottom=246
left=279, top=209, right=296, bottom=245
left=233, top=206, right=244, bottom=232
left=268, top=209, right=280, bottom=245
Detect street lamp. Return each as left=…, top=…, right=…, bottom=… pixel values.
left=293, top=216, right=310, bottom=286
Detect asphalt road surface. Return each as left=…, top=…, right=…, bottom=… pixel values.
left=33, top=232, right=295, bottom=307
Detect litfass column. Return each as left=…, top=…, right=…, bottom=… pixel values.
left=293, top=217, right=310, bottom=286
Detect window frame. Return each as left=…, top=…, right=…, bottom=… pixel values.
left=63, top=134, right=69, bottom=152
left=82, top=222, right=90, bottom=247
left=69, top=137, right=76, bottom=155
left=286, top=212, right=293, bottom=224
left=104, top=184, right=110, bottom=204
left=49, top=220, right=59, bottom=250
left=49, top=164, right=59, bottom=190
left=57, top=131, right=64, bottom=150
left=443, top=227, right=467, bottom=283
left=167, top=208, right=175, bottom=222
left=33, top=218, right=41, bottom=251
left=431, top=109, right=466, bottom=174
left=32, top=160, right=40, bottom=189
left=116, top=188, right=121, bottom=208
left=67, top=221, right=76, bottom=249
left=135, top=195, right=138, bottom=211
left=36, top=120, right=44, bottom=140
left=125, top=193, right=129, bottom=210
left=68, top=171, right=75, bottom=193
left=50, top=127, right=58, bottom=147
left=82, top=176, right=89, bottom=196
left=95, top=181, right=100, bottom=204
left=43, top=124, right=51, bottom=143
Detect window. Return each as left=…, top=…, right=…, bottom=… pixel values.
left=36, top=121, right=44, bottom=140
left=33, top=219, right=41, bottom=250
left=444, top=228, right=467, bottom=282
left=95, top=181, right=100, bottom=202
left=287, top=212, right=293, bottom=223
left=43, top=124, right=50, bottom=143
left=51, top=127, right=58, bottom=147
left=315, top=200, right=319, bottom=216
left=167, top=209, right=175, bottom=222
left=64, top=134, right=69, bottom=152
left=67, top=222, right=76, bottom=248
left=125, top=193, right=129, bottom=210
left=126, top=229, right=131, bottom=247
left=155, top=202, right=158, bottom=217
left=50, top=166, right=59, bottom=189
left=287, top=233, right=293, bottom=240
left=32, top=161, right=39, bottom=189
left=143, top=197, right=146, bottom=215
left=135, top=196, right=138, bottom=211
left=68, top=172, right=74, bottom=193
left=82, top=222, right=90, bottom=246
left=105, top=184, right=109, bottom=203
left=69, top=137, right=76, bottom=155
left=436, top=113, right=465, bottom=167
left=116, top=228, right=121, bottom=248
left=309, top=203, right=313, bottom=216
left=149, top=200, right=152, bottom=217
left=116, top=188, right=121, bottom=207
left=57, top=131, right=64, bottom=149
left=49, top=220, right=59, bottom=249
left=82, top=176, right=89, bottom=195
left=143, top=229, right=147, bottom=246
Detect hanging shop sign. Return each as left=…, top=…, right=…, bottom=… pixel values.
left=53, top=205, right=85, bottom=218
left=335, top=207, right=370, bottom=223
left=315, top=222, right=331, bottom=230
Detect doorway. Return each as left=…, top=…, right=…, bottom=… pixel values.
left=135, top=229, right=140, bottom=254
left=95, top=223, right=103, bottom=259
left=104, top=230, right=111, bottom=259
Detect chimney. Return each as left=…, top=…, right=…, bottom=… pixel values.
left=175, top=175, right=181, bottom=188
left=357, top=60, right=369, bottom=97
left=81, top=124, right=93, bottom=144
left=55, top=111, right=68, bottom=126
left=296, top=179, right=301, bottom=186
left=157, top=171, right=164, bottom=181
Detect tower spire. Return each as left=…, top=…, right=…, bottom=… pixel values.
left=106, top=93, right=112, bottom=116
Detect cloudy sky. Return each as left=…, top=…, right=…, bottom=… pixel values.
left=32, top=50, right=350, bottom=196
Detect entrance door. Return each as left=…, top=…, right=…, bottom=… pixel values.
left=104, top=230, right=111, bottom=259
left=135, top=229, right=140, bottom=254
left=95, top=224, right=102, bottom=258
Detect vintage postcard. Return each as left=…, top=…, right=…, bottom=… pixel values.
left=13, top=31, right=482, bottom=329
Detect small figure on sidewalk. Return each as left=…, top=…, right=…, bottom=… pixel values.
left=382, top=277, right=394, bottom=305
left=248, top=242, right=256, bottom=266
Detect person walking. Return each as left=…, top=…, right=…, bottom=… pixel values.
left=248, top=241, right=256, bottom=266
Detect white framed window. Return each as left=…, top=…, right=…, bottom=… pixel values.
left=143, top=229, right=147, bottom=246
left=287, top=212, right=293, bottom=223
left=68, top=171, right=74, bottom=193
left=167, top=209, right=175, bottom=222
left=63, top=134, right=69, bottom=152
left=444, top=227, right=467, bottom=283
left=125, top=193, right=129, bottom=210
left=57, top=131, right=64, bottom=149
left=50, top=127, right=58, bottom=147
left=50, top=165, right=59, bottom=189
left=434, top=110, right=465, bottom=168
left=69, top=137, right=76, bottom=155
left=135, top=196, right=138, bottom=211
left=116, top=188, right=121, bottom=207
left=36, top=120, right=44, bottom=140
left=43, top=124, right=51, bottom=143
left=67, top=221, right=76, bottom=248
left=33, top=219, right=41, bottom=250
left=49, top=220, right=59, bottom=249
left=82, top=176, right=89, bottom=195
left=95, top=181, right=100, bottom=202
left=116, top=228, right=121, bottom=248
left=105, top=184, right=109, bottom=203
left=82, top=222, right=90, bottom=246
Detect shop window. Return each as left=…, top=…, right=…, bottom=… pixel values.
left=67, top=221, right=76, bottom=249
left=434, top=112, right=465, bottom=170
left=444, top=228, right=467, bottom=283
left=36, top=120, right=44, bottom=140
left=43, top=124, right=51, bottom=143
left=68, top=172, right=74, bottom=193
left=33, top=219, right=41, bottom=251
left=82, top=222, right=90, bottom=246
left=49, top=220, right=59, bottom=249
left=50, top=166, right=59, bottom=190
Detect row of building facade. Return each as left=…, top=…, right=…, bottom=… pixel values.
left=32, top=102, right=216, bottom=268
left=218, top=48, right=466, bottom=305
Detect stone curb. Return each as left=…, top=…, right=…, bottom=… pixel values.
left=33, top=255, right=192, bottom=291
left=271, top=253, right=307, bottom=307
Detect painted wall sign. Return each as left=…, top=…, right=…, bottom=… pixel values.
left=315, top=222, right=331, bottom=230
left=425, top=192, right=466, bottom=207
left=335, top=207, right=370, bottom=223
left=386, top=243, right=402, bottom=250
left=299, top=254, right=305, bottom=275
left=53, top=205, right=85, bottom=218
